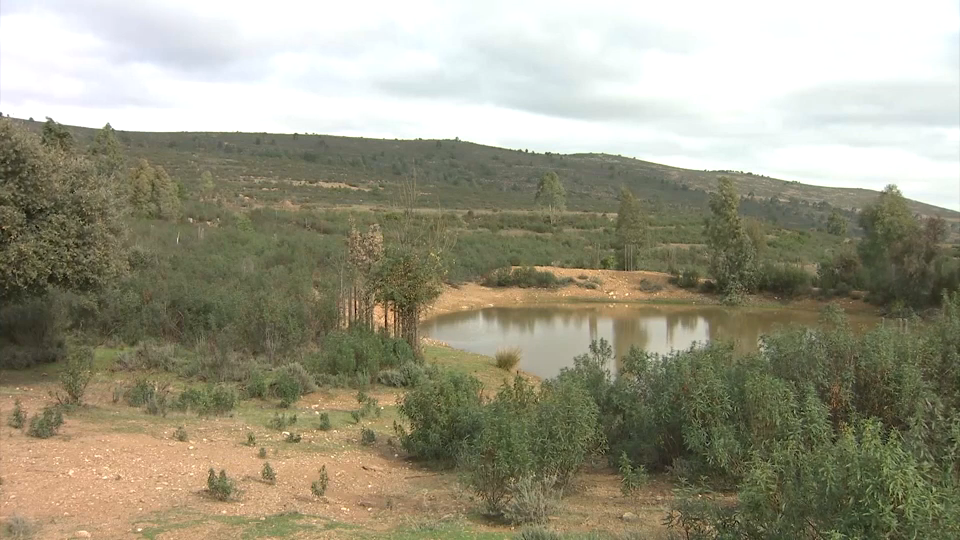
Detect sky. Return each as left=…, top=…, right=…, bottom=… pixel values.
left=1, top=0, right=958, bottom=210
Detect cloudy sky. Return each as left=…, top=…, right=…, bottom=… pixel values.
left=1, top=0, right=958, bottom=209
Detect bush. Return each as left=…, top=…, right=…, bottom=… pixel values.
left=376, top=362, right=431, bottom=387
left=270, top=369, right=302, bottom=408
left=361, top=427, right=376, bottom=445
left=245, top=432, right=256, bottom=446
left=311, top=465, right=329, bottom=497
left=396, top=370, right=484, bottom=462
left=503, top=475, right=558, bottom=526
left=318, top=412, right=332, bottom=431
left=671, top=268, right=701, bottom=289
left=0, top=297, right=66, bottom=369
left=3, top=514, right=35, bottom=539
left=57, top=346, right=94, bottom=405
left=175, top=384, right=237, bottom=416
left=206, top=468, right=235, bottom=501
left=267, top=413, right=297, bottom=431
left=515, top=527, right=561, bottom=540
left=243, top=370, right=268, bottom=399
left=261, top=462, right=276, bottom=484
left=637, top=278, right=664, bottom=293
left=309, top=329, right=416, bottom=379
left=533, top=378, right=600, bottom=487
left=26, top=406, right=63, bottom=438
left=618, top=452, right=647, bottom=495
left=258, top=447, right=267, bottom=459
left=126, top=379, right=155, bottom=407
left=285, top=432, right=302, bottom=443
left=757, top=262, right=811, bottom=297
left=482, top=267, right=571, bottom=289
left=275, top=362, right=317, bottom=393
left=8, top=399, right=26, bottom=429
left=495, top=347, right=522, bottom=371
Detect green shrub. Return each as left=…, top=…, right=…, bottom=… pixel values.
left=533, top=378, right=600, bottom=487
left=311, top=465, right=329, bottom=497
left=618, top=452, right=647, bottom=495
left=3, top=513, right=35, bottom=539
left=8, top=399, right=26, bottom=429
left=126, top=379, right=155, bottom=407
left=206, top=384, right=237, bottom=415
left=206, top=468, right=235, bottom=501
left=377, top=362, right=432, bottom=387
left=144, top=384, right=171, bottom=416
left=0, top=297, right=66, bottom=369
left=515, top=527, right=561, bottom=540
left=503, top=475, right=558, bottom=526
left=308, top=329, right=415, bottom=379
left=670, top=268, right=701, bottom=289
left=267, top=413, right=297, bottom=430
left=318, top=412, right=332, bottom=431
left=174, top=426, right=188, bottom=442
left=57, top=346, right=94, bottom=405
left=261, top=462, right=276, bottom=484
left=270, top=369, right=302, bottom=408
left=285, top=432, right=301, bottom=443
left=245, top=432, right=256, bottom=446
left=26, top=406, right=63, bottom=438
left=396, top=370, right=484, bottom=462
left=361, top=427, right=376, bottom=445
left=757, top=262, right=811, bottom=297
left=495, top=347, right=522, bottom=371
left=276, top=362, right=317, bottom=393
left=482, top=267, right=571, bottom=289
left=258, top=447, right=267, bottom=459
left=243, top=370, right=268, bottom=399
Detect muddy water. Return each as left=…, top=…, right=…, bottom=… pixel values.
left=422, top=304, right=877, bottom=379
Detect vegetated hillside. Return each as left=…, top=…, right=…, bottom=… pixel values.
left=11, top=118, right=957, bottom=227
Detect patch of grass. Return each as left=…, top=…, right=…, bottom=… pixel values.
left=266, top=412, right=297, bottom=431
left=133, top=509, right=349, bottom=540
left=495, top=347, right=522, bottom=371
left=3, top=514, right=35, bottom=539
left=424, top=345, right=516, bottom=389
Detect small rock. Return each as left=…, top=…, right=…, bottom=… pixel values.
left=621, top=512, right=638, bottom=523
left=73, top=531, right=92, bottom=539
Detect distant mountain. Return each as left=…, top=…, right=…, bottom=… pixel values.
left=12, top=118, right=958, bottom=226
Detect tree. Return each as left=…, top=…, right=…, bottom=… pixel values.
left=534, top=171, right=565, bottom=225
left=704, top=177, right=758, bottom=298
left=89, top=122, right=124, bottom=179
left=40, top=117, right=72, bottom=151
left=0, top=118, right=127, bottom=302
left=615, top=187, right=645, bottom=270
left=127, top=158, right=180, bottom=220
left=199, top=170, right=215, bottom=197
left=827, top=209, right=848, bottom=236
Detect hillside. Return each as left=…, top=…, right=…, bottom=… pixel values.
left=12, top=118, right=958, bottom=227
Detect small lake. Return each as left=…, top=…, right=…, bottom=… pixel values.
left=422, top=304, right=876, bottom=379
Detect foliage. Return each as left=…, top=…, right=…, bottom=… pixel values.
left=8, top=399, right=26, bottom=429
left=267, top=413, right=297, bottom=431
left=670, top=268, right=701, bottom=289
left=503, top=475, right=558, bottom=526
left=396, top=370, right=485, bottom=462
left=270, top=368, right=302, bottom=408
left=534, top=171, right=566, bottom=225
left=128, top=158, right=181, bottom=220
left=309, top=329, right=415, bottom=381
left=57, top=346, right=94, bottom=405
left=0, top=118, right=127, bottom=303
left=285, top=431, right=302, bottom=443
left=817, top=246, right=865, bottom=294
left=261, top=462, right=276, bottom=484
left=245, top=432, right=256, bottom=446
left=174, top=384, right=237, bottom=416
left=360, top=427, right=376, bottom=445
left=615, top=187, right=645, bottom=270
left=533, top=377, right=600, bottom=487
left=174, top=426, right=188, bottom=442
left=483, top=267, right=572, bottom=289
left=40, top=117, right=72, bottom=150
left=3, top=514, right=35, bottom=540
left=318, top=412, right=332, bottom=431
left=206, top=468, right=235, bottom=501
left=258, top=447, right=267, bottom=459
left=704, top=177, right=759, bottom=297
left=26, top=406, right=63, bottom=438
left=756, top=262, right=811, bottom=297
left=0, top=297, right=66, bottom=369
left=618, top=452, right=647, bottom=496
left=311, top=465, right=329, bottom=497
left=495, top=347, right=523, bottom=370
left=826, top=208, right=848, bottom=236
left=89, top=122, right=124, bottom=179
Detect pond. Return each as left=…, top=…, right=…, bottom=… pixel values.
left=422, top=304, right=877, bottom=379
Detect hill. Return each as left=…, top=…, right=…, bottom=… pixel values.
left=11, top=118, right=958, bottom=229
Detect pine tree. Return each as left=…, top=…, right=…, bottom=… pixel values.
left=615, top=187, right=645, bottom=271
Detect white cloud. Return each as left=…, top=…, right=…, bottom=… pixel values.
left=1, top=0, right=958, bottom=209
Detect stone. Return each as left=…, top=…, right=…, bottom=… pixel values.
left=621, top=512, right=638, bottom=523
left=73, top=531, right=92, bottom=539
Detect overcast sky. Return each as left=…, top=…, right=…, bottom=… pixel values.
left=1, top=0, right=958, bottom=209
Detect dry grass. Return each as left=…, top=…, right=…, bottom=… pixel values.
left=495, top=347, right=523, bottom=371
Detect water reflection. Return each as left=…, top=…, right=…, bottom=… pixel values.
left=421, top=304, right=874, bottom=379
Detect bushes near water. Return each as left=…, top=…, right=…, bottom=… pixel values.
left=495, top=347, right=522, bottom=370
left=482, top=267, right=573, bottom=289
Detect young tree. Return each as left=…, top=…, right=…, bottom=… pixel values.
left=0, top=118, right=127, bottom=302
left=704, top=177, right=758, bottom=298
left=534, top=171, right=565, bottom=225
left=127, top=158, right=180, bottom=220
left=199, top=170, right=215, bottom=197
left=40, top=117, right=73, bottom=151
left=89, top=122, right=124, bottom=179
left=827, top=209, right=848, bottom=236
left=615, top=187, right=645, bottom=270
